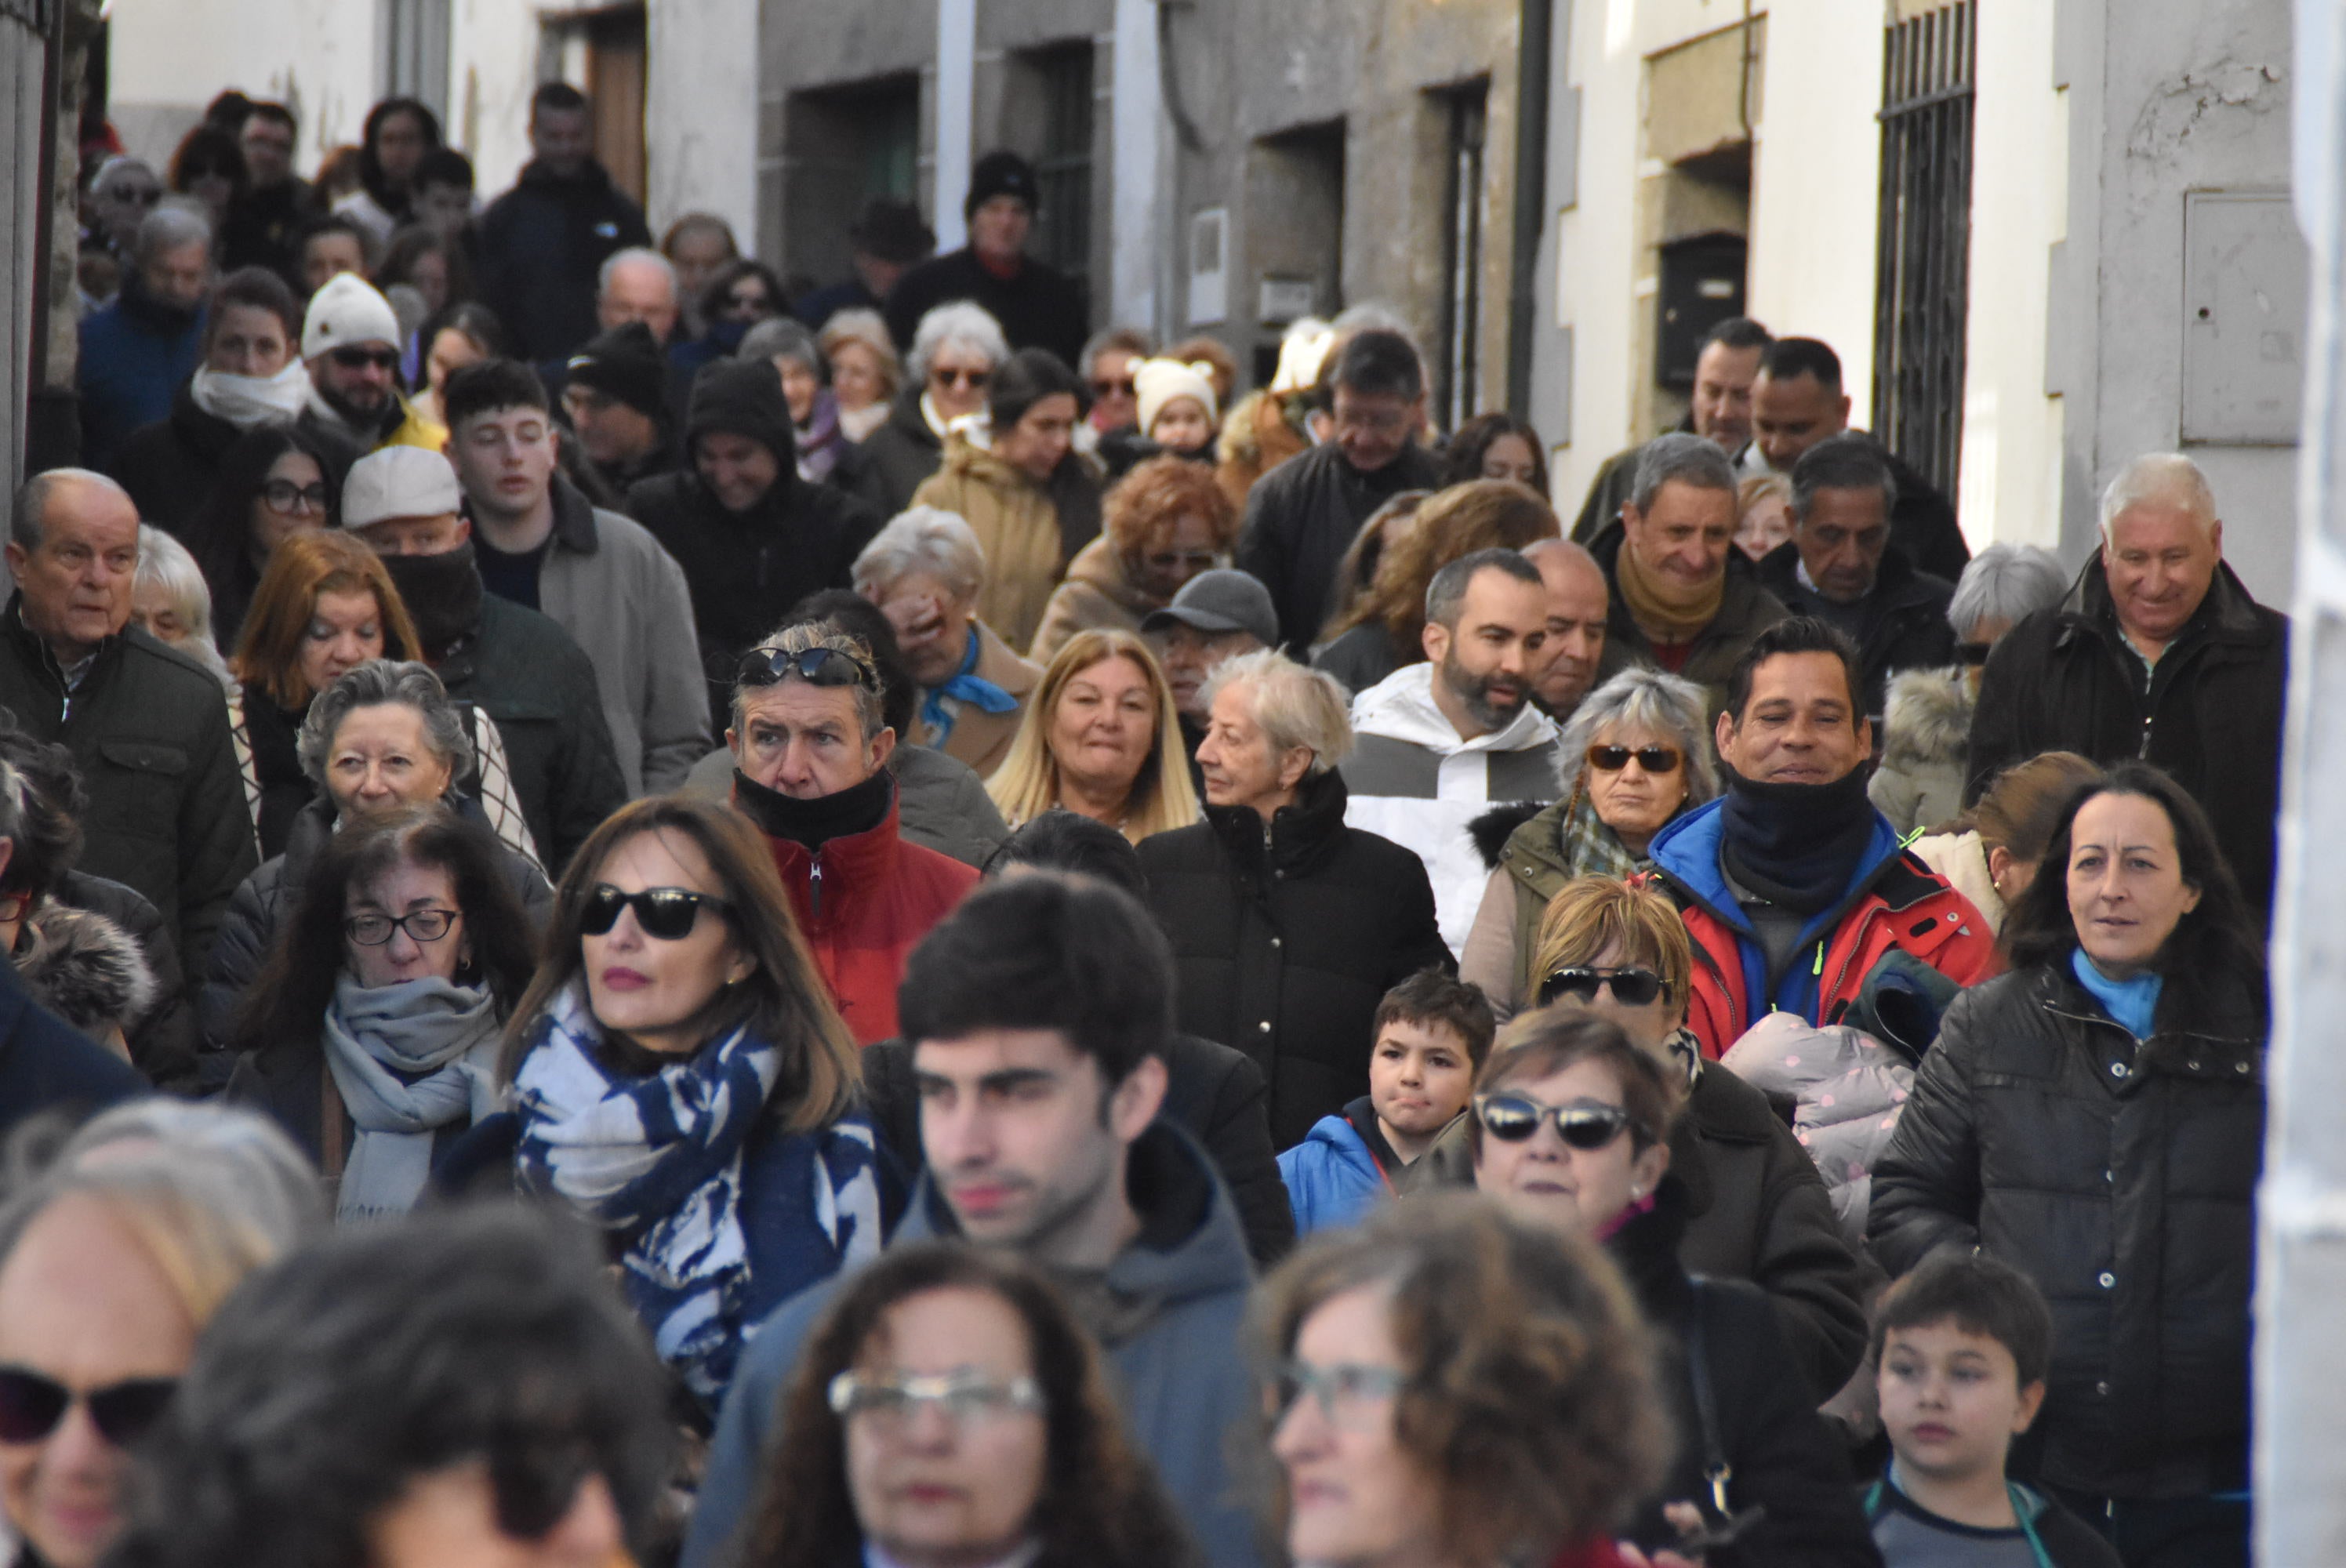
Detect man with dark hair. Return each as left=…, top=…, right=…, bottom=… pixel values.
left=1755, top=433, right=1956, bottom=717
left=1647, top=615, right=1994, bottom=1058
left=1573, top=315, right=1772, bottom=546
left=559, top=319, right=678, bottom=493
left=685, top=874, right=1263, bottom=1568
left=226, top=101, right=319, bottom=283
left=792, top=196, right=935, bottom=329
left=1599, top=431, right=1789, bottom=712
left=1344, top=548, right=1557, bottom=949
left=475, top=81, right=653, bottom=362
left=1749, top=336, right=1970, bottom=582
left=440, top=358, right=706, bottom=795
left=881, top=151, right=1087, bottom=366
left=1237, top=328, right=1444, bottom=647
left=412, top=147, right=476, bottom=243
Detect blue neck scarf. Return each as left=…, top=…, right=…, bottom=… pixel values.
left=2072, top=948, right=2163, bottom=1040
left=921, top=625, right=1018, bottom=743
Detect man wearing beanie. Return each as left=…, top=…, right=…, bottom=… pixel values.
left=1647, top=616, right=1996, bottom=1059
left=882, top=150, right=1087, bottom=368
left=340, top=445, right=626, bottom=870
left=558, top=320, right=680, bottom=494
left=627, top=358, right=882, bottom=730
left=296, top=271, right=447, bottom=464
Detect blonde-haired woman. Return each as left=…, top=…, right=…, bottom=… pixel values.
left=986, top=628, right=1199, bottom=844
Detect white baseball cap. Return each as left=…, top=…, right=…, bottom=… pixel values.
left=342, top=447, right=462, bottom=531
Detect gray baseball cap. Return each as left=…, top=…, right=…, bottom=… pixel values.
left=1140, top=569, right=1278, bottom=648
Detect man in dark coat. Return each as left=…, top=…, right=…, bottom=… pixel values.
left=340, top=447, right=626, bottom=873
left=882, top=151, right=1086, bottom=368
left=474, top=82, right=652, bottom=362
left=0, top=471, right=256, bottom=987
left=627, top=359, right=880, bottom=731
left=0, top=948, right=146, bottom=1141
left=1574, top=315, right=1772, bottom=545
left=1236, top=328, right=1444, bottom=649
left=1754, top=434, right=1956, bottom=718
left=223, top=101, right=320, bottom=285
left=1965, top=452, right=2286, bottom=921
left=557, top=321, right=681, bottom=497
left=793, top=197, right=934, bottom=329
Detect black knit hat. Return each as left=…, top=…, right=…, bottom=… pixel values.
left=964, top=150, right=1039, bottom=221
left=564, top=321, right=667, bottom=423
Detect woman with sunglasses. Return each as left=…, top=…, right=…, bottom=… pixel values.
left=1030, top=453, right=1238, bottom=665
left=912, top=348, right=1104, bottom=656
left=224, top=808, right=536, bottom=1219
left=865, top=301, right=1012, bottom=513
left=1469, top=1010, right=1883, bottom=1568
left=176, top=423, right=343, bottom=652
left=491, top=796, right=883, bottom=1407
left=0, top=1104, right=319, bottom=1568
left=1465, top=666, right=1716, bottom=1019
left=745, top=1242, right=1192, bottom=1568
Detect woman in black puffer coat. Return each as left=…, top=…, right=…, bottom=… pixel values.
left=1869, top=763, right=2263, bottom=1568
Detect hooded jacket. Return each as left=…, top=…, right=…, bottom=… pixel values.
left=1591, top=527, right=1790, bottom=717
left=1756, top=541, right=1956, bottom=716
left=1866, top=665, right=1972, bottom=837
left=1277, top=1095, right=1393, bottom=1236
left=1339, top=662, right=1563, bottom=953
left=1138, top=768, right=1453, bottom=1149
left=683, top=1122, right=1262, bottom=1568
left=1649, top=796, right=1996, bottom=1058
left=55, top=869, right=202, bottom=1091
left=76, top=274, right=205, bottom=470
left=110, top=382, right=246, bottom=535
left=1964, top=557, right=2286, bottom=921
left=1236, top=437, right=1444, bottom=650
left=1028, top=532, right=1164, bottom=665
left=910, top=434, right=1096, bottom=656
left=626, top=360, right=881, bottom=730
left=475, top=158, right=653, bottom=361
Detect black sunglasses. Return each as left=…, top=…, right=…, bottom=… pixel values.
left=0, top=1366, right=177, bottom=1446
left=1586, top=744, right=1683, bottom=775
left=1537, top=965, right=1668, bottom=1008
left=1474, top=1094, right=1640, bottom=1150
left=488, top=1441, right=594, bottom=1539
left=736, top=645, right=877, bottom=691
left=329, top=346, right=401, bottom=371
left=579, top=884, right=731, bottom=941
left=1090, top=377, right=1136, bottom=397
left=934, top=368, right=990, bottom=389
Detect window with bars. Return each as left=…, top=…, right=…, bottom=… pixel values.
left=1871, top=1, right=1974, bottom=500
left=1026, top=44, right=1093, bottom=278
left=1435, top=79, right=1490, bottom=431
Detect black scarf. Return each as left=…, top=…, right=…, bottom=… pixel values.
left=730, top=766, right=892, bottom=852
left=378, top=543, right=484, bottom=663
left=1717, top=763, right=1878, bottom=916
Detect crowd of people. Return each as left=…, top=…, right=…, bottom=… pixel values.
left=0, top=71, right=2290, bottom=1568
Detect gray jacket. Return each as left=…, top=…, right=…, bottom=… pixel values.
left=682, top=1123, right=1262, bottom=1568
left=534, top=480, right=710, bottom=795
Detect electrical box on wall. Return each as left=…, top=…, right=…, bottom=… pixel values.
left=2182, top=189, right=2308, bottom=445
left=1654, top=232, right=1748, bottom=390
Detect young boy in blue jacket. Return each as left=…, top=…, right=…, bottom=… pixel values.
left=1277, top=968, right=1492, bottom=1234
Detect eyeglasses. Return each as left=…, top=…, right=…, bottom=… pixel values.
left=736, top=645, right=878, bottom=691
left=0, top=1366, right=177, bottom=1447
left=1956, top=641, right=1992, bottom=666
left=827, top=1370, right=1045, bottom=1428
left=1586, top=744, right=1683, bottom=775
left=1537, top=965, right=1668, bottom=1008
left=579, top=884, right=731, bottom=941
left=1090, top=377, right=1136, bottom=398
left=1474, top=1093, right=1641, bottom=1150
left=933, top=367, right=990, bottom=390
left=345, top=907, right=459, bottom=946
left=485, top=1439, right=594, bottom=1540
left=329, top=347, right=401, bottom=372
left=261, top=479, right=330, bottom=515
left=1269, top=1360, right=1407, bottom=1432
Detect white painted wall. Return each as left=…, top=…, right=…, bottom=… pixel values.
left=645, top=0, right=761, bottom=238
left=105, top=0, right=382, bottom=176
left=446, top=0, right=542, bottom=197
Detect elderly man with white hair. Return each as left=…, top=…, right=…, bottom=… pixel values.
left=1966, top=452, right=2288, bottom=919
left=76, top=202, right=212, bottom=469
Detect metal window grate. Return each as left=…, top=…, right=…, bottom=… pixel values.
left=1030, top=45, right=1092, bottom=278
left=1872, top=1, right=1974, bottom=501
left=1437, top=82, right=1489, bottom=432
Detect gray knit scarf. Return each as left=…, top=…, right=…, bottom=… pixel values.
left=321, top=973, right=503, bottom=1222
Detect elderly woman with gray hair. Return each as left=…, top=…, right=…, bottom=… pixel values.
left=1462, top=666, right=1717, bottom=1020
left=1137, top=649, right=1451, bottom=1149
left=1869, top=540, right=2068, bottom=836
left=852, top=506, right=1044, bottom=780
left=199, top=660, right=553, bottom=1047
left=859, top=300, right=1013, bottom=512
left=740, top=316, right=888, bottom=512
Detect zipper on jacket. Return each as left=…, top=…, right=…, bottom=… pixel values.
left=809, top=857, right=824, bottom=919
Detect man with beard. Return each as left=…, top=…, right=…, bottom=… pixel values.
left=76, top=205, right=212, bottom=470
left=340, top=446, right=625, bottom=871
left=296, top=272, right=447, bottom=467
left=1340, top=549, right=1560, bottom=951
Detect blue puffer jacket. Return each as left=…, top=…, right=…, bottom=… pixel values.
left=1278, top=1102, right=1389, bottom=1236
left=77, top=279, right=204, bottom=471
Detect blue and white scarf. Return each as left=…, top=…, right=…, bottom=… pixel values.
left=511, top=983, right=881, bottom=1400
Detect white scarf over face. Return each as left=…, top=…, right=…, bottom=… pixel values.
left=189, top=360, right=312, bottom=430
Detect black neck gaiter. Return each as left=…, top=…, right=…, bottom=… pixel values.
left=731, top=766, right=892, bottom=852
left=1717, top=763, right=1878, bottom=916
left=378, top=543, right=485, bottom=663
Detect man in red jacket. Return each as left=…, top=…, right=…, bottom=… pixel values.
left=723, top=619, right=975, bottom=1043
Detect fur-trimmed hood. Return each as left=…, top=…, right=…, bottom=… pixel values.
left=1879, top=666, right=1974, bottom=768
left=18, top=906, right=157, bottom=1036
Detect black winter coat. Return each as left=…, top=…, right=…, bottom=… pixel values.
left=1966, top=559, right=2285, bottom=921
left=1137, top=770, right=1453, bottom=1149
left=882, top=247, right=1088, bottom=368
left=56, top=869, right=201, bottom=1091
left=0, top=603, right=257, bottom=986
left=858, top=1033, right=1296, bottom=1267
left=1237, top=439, right=1446, bottom=651
left=475, top=158, right=654, bottom=361
left=0, top=953, right=146, bottom=1142
left=1611, top=1183, right=1883, bottom=1568
left=1756, top=542, right=1956, bottom=717
left=859, top=390, right=946, bottom=515
left=1868, top=962, right=2263, bottom=1501
left=110, top=386, right=242, bottom=535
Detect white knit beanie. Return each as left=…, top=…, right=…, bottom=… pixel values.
left=301, top=272, right=402, bottom=362
left=1135, top=358, right=1220, bottom=437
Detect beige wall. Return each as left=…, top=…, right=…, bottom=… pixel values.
left=105, top=0, right=383, bottom=176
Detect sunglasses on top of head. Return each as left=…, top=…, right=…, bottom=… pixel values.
left=1536, top=966, right=1667, bottom=1008
left=1473, top=1094, right=1640, bottom=1151
left=735, top=645, right=878, bottom=691
left=578, top=884, right=732, bottom=941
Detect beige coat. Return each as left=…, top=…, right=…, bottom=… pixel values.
left=1027, top=535, right=1163, bottom=666
left=911, top=437, right=1071, bottom=655
left=917, top=619, right=1043, bottom=782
